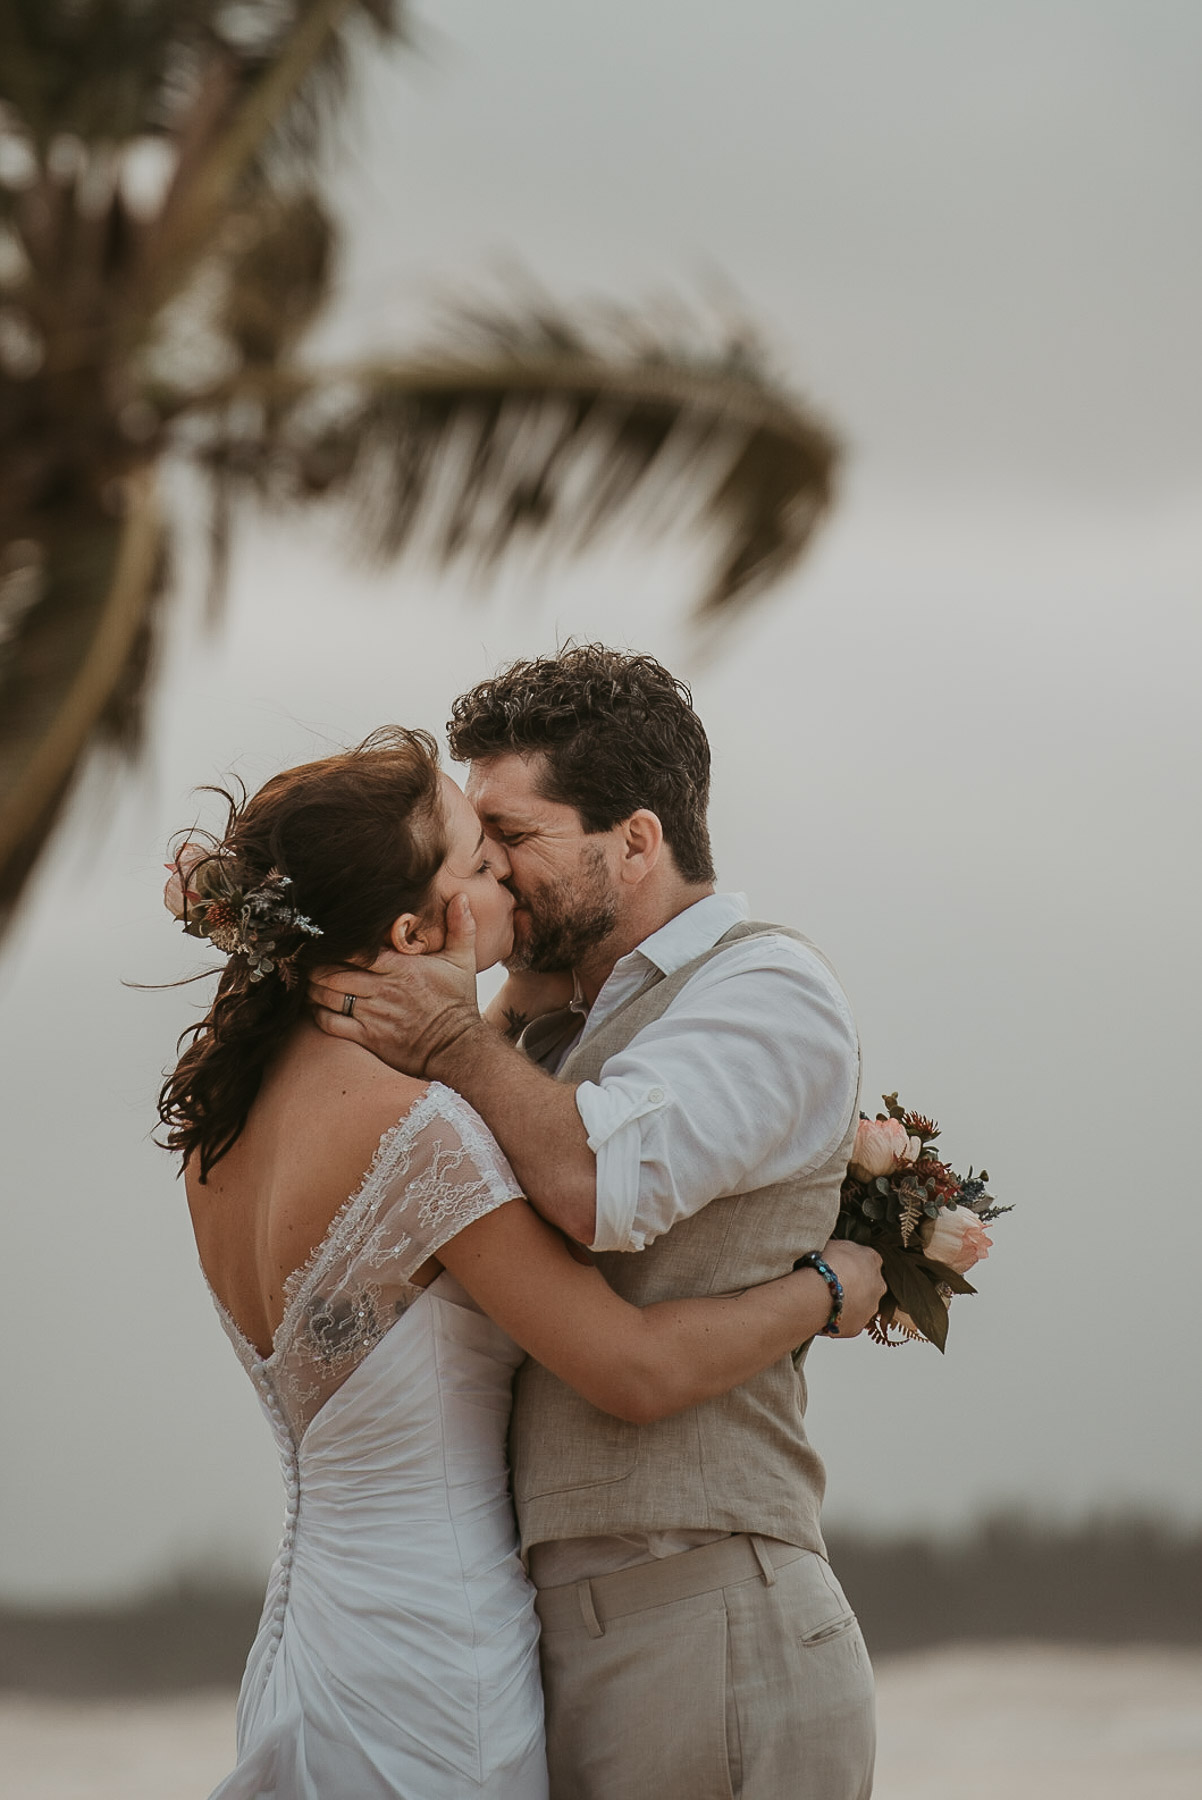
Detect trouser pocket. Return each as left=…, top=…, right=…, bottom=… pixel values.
left=723, top=1553, right=876, bottom=1800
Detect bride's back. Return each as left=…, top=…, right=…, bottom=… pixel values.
left=159, top=730, right=452, bottom=1361
left=186, top=1020, right=427, bottom=1360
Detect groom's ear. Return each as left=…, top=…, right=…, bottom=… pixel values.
left=617, top=809, right=663, bottom=885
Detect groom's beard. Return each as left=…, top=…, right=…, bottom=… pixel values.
left=506, top=844, right=618, bottom=974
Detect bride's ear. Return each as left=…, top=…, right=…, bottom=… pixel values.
left=388, top=912, right=431, bottom=956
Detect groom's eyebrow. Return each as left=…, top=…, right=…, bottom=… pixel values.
left=481, top=807, right=540, bottom=835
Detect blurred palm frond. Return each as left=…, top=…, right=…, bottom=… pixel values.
left=0, top=0, right=840, bottom=933
left=0, top=473, right=162, bottom=921
left=189, top=299, right=837, bottom=616
left=0, top=1, right=408, bottom=929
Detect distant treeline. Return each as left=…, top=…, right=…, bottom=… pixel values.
left=2, top=1517, right=1199, bottom=1697
left=827, top=1515, right=1202, bottom=1657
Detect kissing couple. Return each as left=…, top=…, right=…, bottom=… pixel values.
left=163, top=644, right=884, bottom=1799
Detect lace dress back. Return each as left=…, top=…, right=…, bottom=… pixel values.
left=209, top=1080, right=523, bottom=1441
left=203, top=1082, right=549, bottom=1800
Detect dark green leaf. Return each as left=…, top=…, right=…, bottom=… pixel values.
left=878, top=1245, right=949, bottom=1351
left=918, top=1256, right=978, bottom=1297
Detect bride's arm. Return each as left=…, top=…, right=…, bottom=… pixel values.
left=435, top=1202, right=884, bottom=1423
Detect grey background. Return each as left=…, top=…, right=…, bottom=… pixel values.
left=1, top=0, right=1199, bottom=1604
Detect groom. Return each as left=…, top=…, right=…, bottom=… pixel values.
left=313, top=645, right=881, bottom=1799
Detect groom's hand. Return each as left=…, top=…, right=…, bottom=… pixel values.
left=818, top=1240, right=887, bottom=1339
left=309, top=894, right=486, bottom=1078
left=312, top=895, right=599, bottom=1241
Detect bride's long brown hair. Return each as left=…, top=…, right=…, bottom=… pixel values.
left=159, top=728, right=445, bottom=1182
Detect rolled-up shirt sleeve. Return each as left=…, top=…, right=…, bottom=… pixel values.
left=575, top=938, right=859, bottom=1255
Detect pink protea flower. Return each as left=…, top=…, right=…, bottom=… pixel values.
left=920, top=1207, right=993, bottom=1275
left=163, top=841, right=210, bottom=919
left=849, top=1117, right=922, bottom=1181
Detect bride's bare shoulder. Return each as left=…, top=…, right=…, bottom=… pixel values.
left=275, top=1019, right=430, bottom=1144
left=187, top=1029, right=435, bottom=1356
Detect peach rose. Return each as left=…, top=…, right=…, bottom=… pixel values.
left=920, top=1207, right=993, bottom=1275
left=163, top=841, right=210, bottom=920
left=849, top=1117, right=921, bottom=1181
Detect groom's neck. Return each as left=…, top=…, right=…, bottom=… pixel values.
left=574, top=877, right=716, bottom=1007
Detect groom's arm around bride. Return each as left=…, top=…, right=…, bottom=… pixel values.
left=313, top=645, right=881, bottom=1800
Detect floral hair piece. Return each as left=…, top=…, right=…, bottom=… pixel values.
left=164, top=841, right=322, bottom=985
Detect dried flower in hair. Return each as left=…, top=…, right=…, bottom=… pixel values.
left=163, top=842, right=211, bottom=920
left=163, top=846, right=322, bottom=981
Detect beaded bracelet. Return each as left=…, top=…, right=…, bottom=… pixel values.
left=794, top=1251, right=845, bottom=1336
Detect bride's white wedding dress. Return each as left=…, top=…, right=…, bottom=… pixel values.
left=204, top=1082, right=548, bottom=1799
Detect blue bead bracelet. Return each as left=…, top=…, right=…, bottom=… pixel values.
left=794, top=1252, right=845, bottom=1336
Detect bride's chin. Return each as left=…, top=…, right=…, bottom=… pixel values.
left=477, top=928, right=515, bottom=975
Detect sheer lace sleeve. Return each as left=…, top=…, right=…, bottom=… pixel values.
left=337, top=1082, right=523, bottom=1282
left=257, top=1084, right=523, bottom=1439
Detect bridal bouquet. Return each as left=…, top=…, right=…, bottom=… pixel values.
left=833, top=1095, right=1008, bottom=1350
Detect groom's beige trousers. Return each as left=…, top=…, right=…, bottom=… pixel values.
left=533, top=1533, right=876, bottom=1800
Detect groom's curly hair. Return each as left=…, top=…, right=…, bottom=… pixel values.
left=448, top=645, right=716, bottom=884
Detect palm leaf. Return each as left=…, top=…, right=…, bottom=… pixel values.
left=129, top=0, right=405, bottom=320
left=0, top=3, right=406, bottom=152
left=0, top=470, right=162, bottom=928
left=188, top=303, right=839, bottom=616
left=0, top=1, right=407, bottom=927
left=0, top=13, right=841, bottom=934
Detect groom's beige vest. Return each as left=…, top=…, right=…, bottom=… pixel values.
left=510, top=920, right=861, bottom=1554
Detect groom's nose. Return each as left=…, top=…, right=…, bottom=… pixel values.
left=486, top=836, right=512, bottom=883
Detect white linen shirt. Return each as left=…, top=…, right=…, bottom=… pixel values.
left=527, top=893, right=860, bottom=1588
left=570, top=892, right=860, bottom=1255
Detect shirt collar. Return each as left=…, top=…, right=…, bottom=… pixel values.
left=616, top=892, right=750, bottom=979
left=578, top=894, right=749, bottom=1037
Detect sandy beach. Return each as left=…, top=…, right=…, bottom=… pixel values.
left=3, top=1644, right=1200, bottom=1799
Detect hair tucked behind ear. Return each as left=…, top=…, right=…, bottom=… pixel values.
left=158, top=728, right=445, bottom=1182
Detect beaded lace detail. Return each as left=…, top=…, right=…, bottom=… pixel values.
left=208, top=1082, right=522, bottom=1443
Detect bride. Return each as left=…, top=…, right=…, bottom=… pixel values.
left=159, top=727, right=884, bottom=1800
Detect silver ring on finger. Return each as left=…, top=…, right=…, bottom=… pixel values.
left=340, top=992, right=357, bottom=1018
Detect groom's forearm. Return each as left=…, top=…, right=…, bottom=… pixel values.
left=427, top=1019, right=598, bottom=1244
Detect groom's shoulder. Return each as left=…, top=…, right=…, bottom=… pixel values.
left=692, top=919, right=856, bottom=1025
left=716, top=916, right=839, bottom=973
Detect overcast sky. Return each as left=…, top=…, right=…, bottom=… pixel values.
left=2, top=0, right=1200, bottom=1605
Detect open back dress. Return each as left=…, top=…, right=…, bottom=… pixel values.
left=204, top=1082, right=548, bottom=1799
